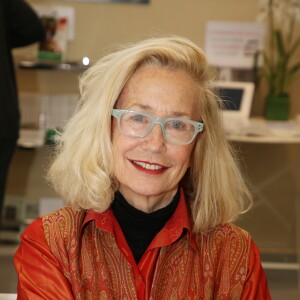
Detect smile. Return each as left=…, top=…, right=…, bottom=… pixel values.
left=133, top=161, right=164, bottom=170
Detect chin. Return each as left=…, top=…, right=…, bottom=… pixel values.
left=131, top=184, right=174, bottom=197
left=135, top=187, right=163, bottom=197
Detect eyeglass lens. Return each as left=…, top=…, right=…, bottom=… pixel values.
left=118, top=111, right=197, bottom=144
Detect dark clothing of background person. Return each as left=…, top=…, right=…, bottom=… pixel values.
left=0, top=0, right=44, bottom=221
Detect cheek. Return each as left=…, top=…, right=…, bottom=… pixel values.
left=111, top=118, right=118, bottom=140
left=171, top=146, right=194, bottom=169
left=111, top=133, right=126, bottom=181
left=112, top=118, right=127, bottom=151
left=187, top=146, right=195, bottom=168
left=112, top=132, right=124, bottom=162
left=112, top=129, right=138, bottom=161
left=111, top=124, right=125, bottom=169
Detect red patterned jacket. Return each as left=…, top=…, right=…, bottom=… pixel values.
left=14, top=189, right=271, bottom=299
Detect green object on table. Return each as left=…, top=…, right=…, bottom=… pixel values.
left=265, top=94, right=290, bottom=121
left=38, top=50, right=62, bottom=62
left=45, top=128, right=62, bottom=146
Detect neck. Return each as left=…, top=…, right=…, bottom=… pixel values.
left=118, top=187, right=178, bottom=213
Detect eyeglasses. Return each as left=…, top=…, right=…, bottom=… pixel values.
left=112, top=109, right=204, bottom=145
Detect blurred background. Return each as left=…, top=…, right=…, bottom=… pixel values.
left=1, top=0, right=300, bottom=299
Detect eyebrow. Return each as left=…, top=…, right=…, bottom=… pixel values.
left=128, top=103, right=192, bottom=118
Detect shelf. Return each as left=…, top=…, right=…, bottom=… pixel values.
left=226, top=117, right=300, bottom=144
left=227, top=134, right=300, bottom=144
left=17, top=128, right=45, bottom=148
left=18, top=60, right=88, bottom=72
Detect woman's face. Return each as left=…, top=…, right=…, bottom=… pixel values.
left=112, top=65, right=201, bottom=212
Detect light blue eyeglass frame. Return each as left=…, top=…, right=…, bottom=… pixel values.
left=111, top=109, right=204, bottom=145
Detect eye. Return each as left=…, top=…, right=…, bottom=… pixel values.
left=131, top=113, right=147, bottom=122
left=173, top=121, right=183, bottom=129
left=167, top=120, right=187, bottom=131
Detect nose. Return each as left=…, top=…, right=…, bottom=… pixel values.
left=142, top=123, right=166, bottom=153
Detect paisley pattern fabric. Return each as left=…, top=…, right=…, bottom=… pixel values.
left=150, top=225, right=250, bottom=300
left=42, top=208, right=250, bottom=299
left=43, top=209, right=138, bottom=299
left=15, top=190, right=271, bottom=299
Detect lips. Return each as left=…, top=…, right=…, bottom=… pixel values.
left=133, top=161, right=163, bottom=170
left=130, top=160, right=167, bottom=174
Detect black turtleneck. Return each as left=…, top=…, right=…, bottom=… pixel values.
left=111, top=190, right=180, bottom=264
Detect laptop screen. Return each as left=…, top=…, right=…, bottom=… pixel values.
left=217, top=87, right=244, bottom=111
left=214, top=81, right=255, bottom=119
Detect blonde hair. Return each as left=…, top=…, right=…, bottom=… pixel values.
left=48, top=35, right=252, bottom=232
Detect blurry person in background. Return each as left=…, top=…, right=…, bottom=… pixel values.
left=14, top=36, right=271, bottom=299
left=0, top=0, right=44, bottom=223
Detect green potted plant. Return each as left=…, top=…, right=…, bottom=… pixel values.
left=256, top=0, right=300, bottom=120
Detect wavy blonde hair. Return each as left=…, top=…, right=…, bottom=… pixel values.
left=48, top=35, right=252, bottom=233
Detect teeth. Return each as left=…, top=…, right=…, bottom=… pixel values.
left=134, top=161, right=163, bottom=170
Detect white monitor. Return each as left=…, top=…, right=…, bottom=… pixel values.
left=213, top=80, right=255, bottom=134
left=214, top=80, right=255, bottom=121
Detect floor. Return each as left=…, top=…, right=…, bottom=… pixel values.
left=266, top=269, right=300, bottom=299
left=0, top=245, right=18, bottom=294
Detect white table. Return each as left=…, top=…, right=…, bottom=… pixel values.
left=0, top=294, right=17, bottom=300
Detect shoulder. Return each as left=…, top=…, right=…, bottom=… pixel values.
left=41, top=207, right=86, bottom=245
left=207, top=223, right=250, bottom=242
left=42, top=206, right=86, bottom=224
left=197, top=223, right=251, bottom=262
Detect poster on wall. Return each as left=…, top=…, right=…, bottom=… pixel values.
left=32, top=5, right=75, bottom=62
left=205, top=21, right=265, bottom=69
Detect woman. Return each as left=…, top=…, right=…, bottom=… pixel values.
left=14, top=36, right=271, bottom=299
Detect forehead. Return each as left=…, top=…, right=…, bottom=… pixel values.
left=117, top=66, right=201, bottom=118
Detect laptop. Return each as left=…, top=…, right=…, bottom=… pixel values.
left=213, top=80, right=255, bottom=134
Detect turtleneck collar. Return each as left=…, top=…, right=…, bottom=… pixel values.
left=111, top=189, right=180, bottom=263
